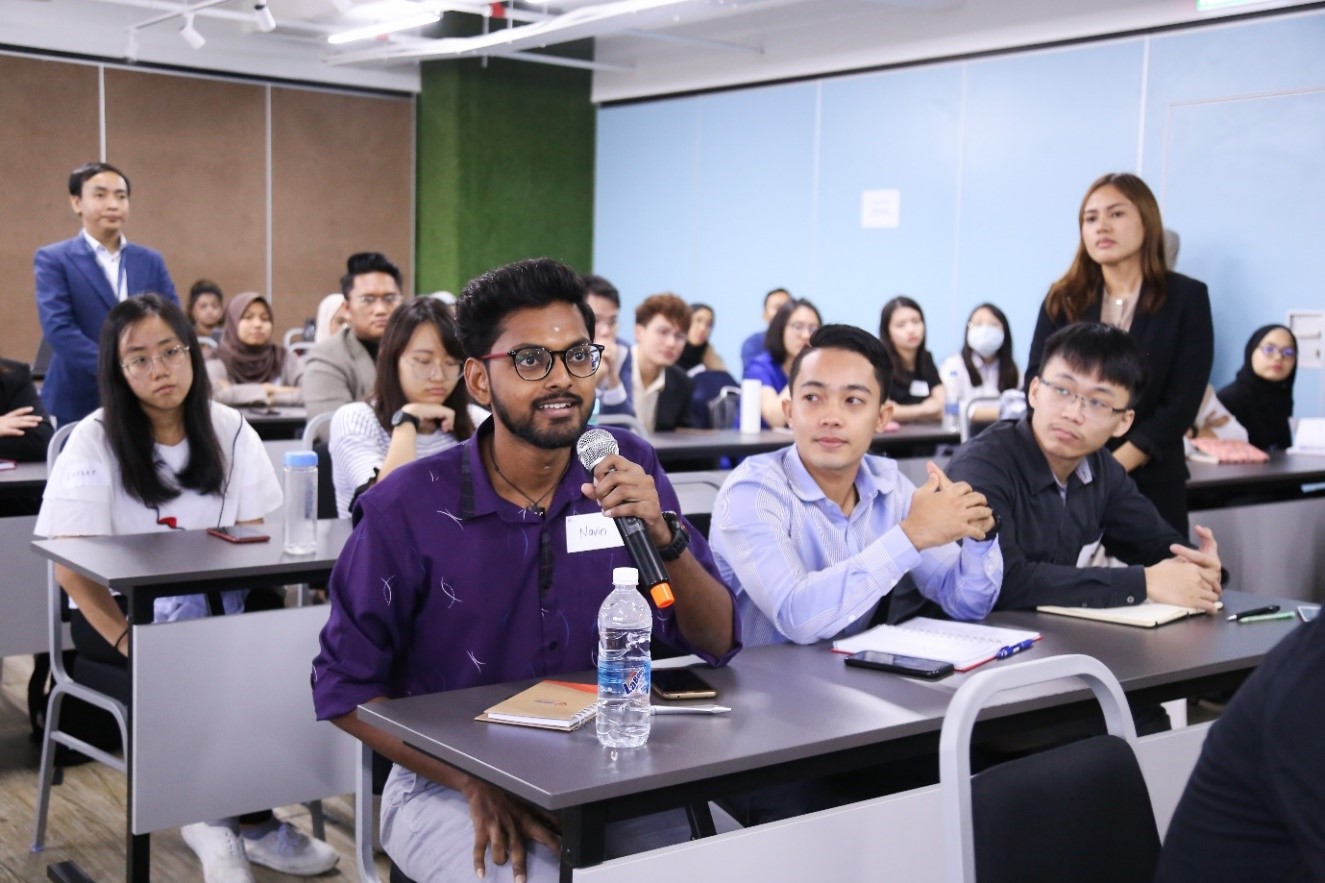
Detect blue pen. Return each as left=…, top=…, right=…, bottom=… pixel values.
left=996, top=639, right=1036, bottom=660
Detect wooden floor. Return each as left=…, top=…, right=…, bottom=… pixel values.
left=0, top=654, right=388, bottom=882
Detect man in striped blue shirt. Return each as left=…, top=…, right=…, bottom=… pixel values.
left=711, top=324, right=1003, bottom=646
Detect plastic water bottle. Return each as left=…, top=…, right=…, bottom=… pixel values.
left=942, top=367, right=962, bottom=432
left=282, top=450, right=318, bottom=555
left=597, top=566, right=652, bottom=748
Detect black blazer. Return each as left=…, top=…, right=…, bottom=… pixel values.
left=0, top=357, right=56, bottom=462
left=654, top=365, right=695, bottom=432
left=1026, top=271, right=1213, bottom=489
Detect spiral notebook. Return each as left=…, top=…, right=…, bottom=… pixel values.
left=476, top=680, right=598, bottom=732
left=832, top=617, right=1041, bottom=672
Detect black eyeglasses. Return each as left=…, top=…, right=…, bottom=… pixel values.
left=477, top=343, right=604, bottom=381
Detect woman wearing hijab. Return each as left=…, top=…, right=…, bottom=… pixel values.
left=1217, top=325, right=1298, bottom=451
left=206, top=291, right=303, bottom=406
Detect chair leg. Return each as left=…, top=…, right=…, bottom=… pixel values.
left=684, top=802, right=716, bottom=839
left=306, top=799, right=326, bottom=841
left=31, top=688, right=67, bottom=852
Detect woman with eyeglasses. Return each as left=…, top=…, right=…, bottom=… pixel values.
left=206, top=291, right=304, bottom=407
left=330, top=298, right=474, bottom=518
left=1026, top=173, right=1213, bottom=536
left=34, top=293, right=339, bottom=880
left=879, top=296, right=944, bottom=423
left=1216, top=325, right=1298, bottom=452
left=745, top=298, right=822, bottom=428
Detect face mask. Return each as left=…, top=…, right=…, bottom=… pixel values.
left=967, top=324, right=1004, bottom=359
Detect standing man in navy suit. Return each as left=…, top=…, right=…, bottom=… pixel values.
left=35, top=162, right=178, bottom=424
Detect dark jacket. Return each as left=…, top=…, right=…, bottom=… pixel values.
left=0, top=358, right=55, bottom=462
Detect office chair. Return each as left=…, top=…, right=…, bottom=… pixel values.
left=688, top=370, right=739, bottom=428
left=940, top=654, right=1161, bottom=883
left=32, top=423, right=132, bottom=854
left=595, top=413, right=648, bottom=436
left=960, top=395, right=1002, bottom=443
left=301, top=411, right=339, bottom=521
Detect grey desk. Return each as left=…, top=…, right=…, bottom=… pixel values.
left=31, top=520, right=354, bottom=883
left=646, top=424, right=958, bottom=469
left=0, top=460, right=47, bottom=499
left=357, top=590, right=1296, bottom=881
left=239, top=405, right=308, bottom=440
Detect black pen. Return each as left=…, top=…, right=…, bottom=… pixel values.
left=1227, top=605, right=1279, bottom=622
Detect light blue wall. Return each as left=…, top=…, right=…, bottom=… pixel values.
left=594, top=9, right=1325, bottom=418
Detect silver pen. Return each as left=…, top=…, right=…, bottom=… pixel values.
left=651, top=704, right=731, bottom=715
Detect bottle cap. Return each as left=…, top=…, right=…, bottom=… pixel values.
left=284, top=450, right=318, bottom=468
left=612, top=566, right=639, bottom=586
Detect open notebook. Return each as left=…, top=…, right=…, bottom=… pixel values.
left=832, top=617, right=1042, bottom=672
left=1037, top=600, right=1220, bottom=628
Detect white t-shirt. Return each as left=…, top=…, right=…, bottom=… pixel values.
left=329, top=401, right=460, bottom=519
left=938, top=353, right=1020, bottom=407
left=35, top=402, right=283, bottom=622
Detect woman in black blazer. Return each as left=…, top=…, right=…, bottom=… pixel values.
left=1026, top=173, right=1213, bottom=536
left=0, top=356, right=54, bottom=462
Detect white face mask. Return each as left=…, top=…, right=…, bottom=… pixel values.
left=967, top=324, right=1005, bottom=359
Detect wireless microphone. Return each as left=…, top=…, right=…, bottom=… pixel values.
left=576, top=428, right=675, bottom=608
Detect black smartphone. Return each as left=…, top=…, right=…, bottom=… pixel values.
left=206, top=525, right=272, bottom=544
left=844, top=650, right=954, bottom=679
left=651, top=668, right=718, bottom=700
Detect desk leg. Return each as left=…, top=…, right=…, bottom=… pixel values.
left=559, top=804, right=607, bottom=883
left=127, top=594, right=151, bottom=883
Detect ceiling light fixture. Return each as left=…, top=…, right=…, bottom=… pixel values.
left=179, top=13, right=206, bottom=48
left=327, top=10, right=440, bottom=44
left=253, top=2, right=277, bottom=32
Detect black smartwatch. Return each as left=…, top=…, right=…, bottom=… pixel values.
left=390, top=409, right=421, bottom=430
left=657, top=510, right=690, bottom=562
left=981, top=511, right=1002, bottom=543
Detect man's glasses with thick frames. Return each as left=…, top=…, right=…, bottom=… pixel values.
left=478, top=343, right=604, bottom=382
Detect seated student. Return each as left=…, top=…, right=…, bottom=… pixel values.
left=712, top=324, right=1001, bottom=646
left=745, top=298, right=821, bottom=428
left=945, top=322, right=1222, bottom=614
left=34, top=294, right=337, bottom=882
left=0, top=353, right=54, bottom=462
left=1216, top=324, right=1298, bottom=452
left=312, top=258, right=740, bottom=883
left=205, top=291, right=304, bottom=408
left=302, top=252, right=404, bottom=418
left=600, top=293, right=695, bottom=433
left=581, top=273, right=634, bottom=415
left=188, top=279, right=224, bottom=343
left=879, top=295, right=944, bottom=423
left=313, top=293, right=349, bottom=343
left=677, top=302, right=727, bottom=374
left=329, top=298, right=473, bottom=518
left=938, top=303, right=1021, bottom=424
left=739, top=287, right=791, bottom=370
left=1154, top=615, right=1325, bottom=883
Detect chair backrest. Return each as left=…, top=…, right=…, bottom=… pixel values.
left=288, top=341, right=315, bottom=361
left=302, top=410, right=334, bottom=449
left=595, top=413, right=648, bottom=436
left=960, top=395, right=1001, bottom=443
left=301, top=411, right=339, bottom=520
left=689, top=370, right=739, bottom=428
left=44, top=423, right=78, bottom=683
left=940, top=654, right=1156, bottom=883
left=282, top=327, right=305, bottom=349
left=706, top=386, right=743, bottom=431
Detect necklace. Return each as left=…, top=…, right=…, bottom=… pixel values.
left=489, top=442, right=565, bottom=517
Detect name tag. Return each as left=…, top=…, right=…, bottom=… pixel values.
left=566, top=511, right=624, bottom=553
left=58, top=458, right=110, bottom=488
left=909, top=379, right=930, bottom=397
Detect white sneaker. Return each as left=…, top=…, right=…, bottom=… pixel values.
left=243, top=820, right=341, bottom=876
left=181, top=822, right=255, bottom=883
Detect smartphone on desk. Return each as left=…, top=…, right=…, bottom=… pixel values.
left=206, top=525, right=271, bottom=544
left=845, top=650, right=954, bottom=679
left=652, top=668, right=718, bottom=700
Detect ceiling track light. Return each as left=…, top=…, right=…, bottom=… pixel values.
left=253, top=2, right=276, bottom=32
left=327, top=10, right=441, bottom=44
left=179, top=13, right=206, bottom=49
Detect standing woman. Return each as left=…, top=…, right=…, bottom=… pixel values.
left=33, top=294, right=338, bottom=880
left=206, top=291, right=303, bottom=407
left=1216, top=325, right=1298, bottom=452
left=744, top=298, right=821, bottom=428
left=329, top=298, right=474, bottom=518
left=879, top=296, right=943, bottom=423
left=1026, top=173, right=1213, bottom=535
left=939, top=303, right=1021, bottom=423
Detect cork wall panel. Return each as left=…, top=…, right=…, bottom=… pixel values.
left=270, top=87, right=413, bottom=333
left=0, top=56, right=100, bottom=362
left=104, top=68, right=267, bottom=319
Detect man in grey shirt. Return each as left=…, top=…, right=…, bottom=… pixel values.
left=302, top=251, right=403, bottom=418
